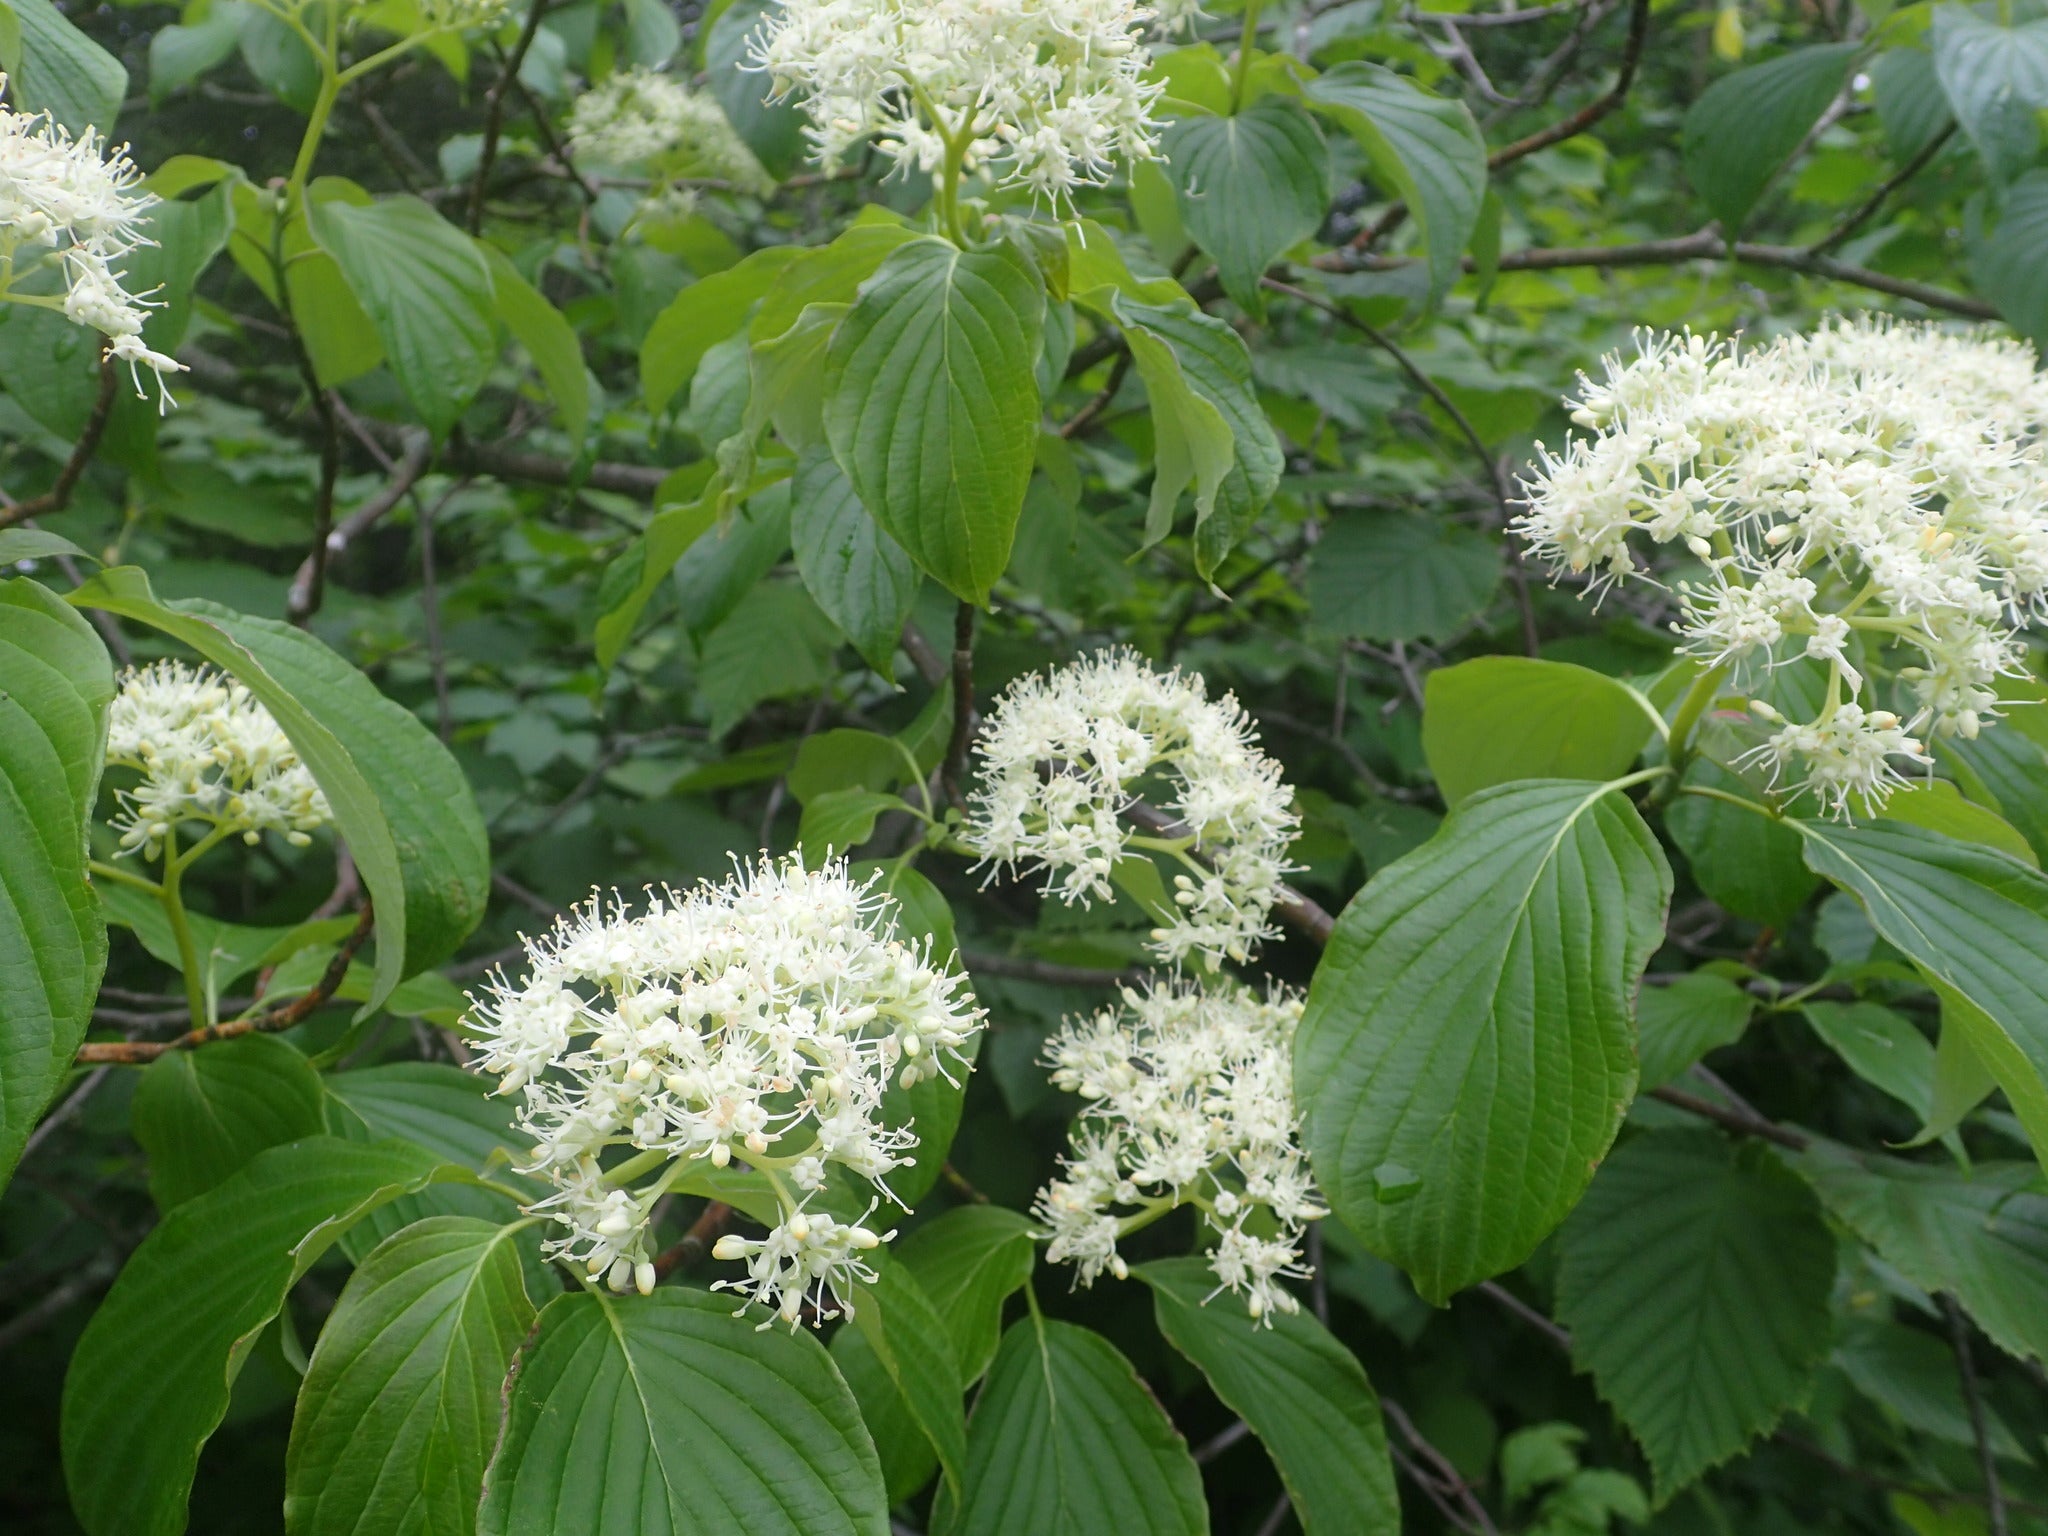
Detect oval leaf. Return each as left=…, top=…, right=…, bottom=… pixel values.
left=1164, top=94, right=1330, bottom=315
left=1295, top=779, right=1672, bottom=1303
left=1422, top=656, right=1655, bottom=808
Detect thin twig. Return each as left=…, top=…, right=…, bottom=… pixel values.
left=1254, top=1493, right=1293, bottom=1536
left=1947, top=1293, right=2010, bottom=1536
left=285, top=335, right=344, bottom=628
left=940, top=1162, right=991, bottom=1205
left=76, top=902, right=374, bottom=1064
left=1809, top=122, right=1957, bottom=256
left=960, top=950, right=1141, bottom=987
left=942, top=601, right=977, bottom=810
left=0, top=1256, right=118, bottom=1354
left=1647, top=1084, right=1809, bottom=1151
left=470, top=0, right=553, bottom=234
left=652, top=1200, right=732, bottom=1279
left=1060, top=349, right=1132, bottom=439
left=18, top=1068, right=112, bottom=1161
left=0, top=342, right=119, bottom=531
left=1196, top=1419, right=1254, bottom=1465
left=417, top=485, right=454, bottom=743
left=1477, top=1279, right=1573, bottom=1349
left=287, top=431, right=435, bottom=621
left=1384, top=1397, right=1498, bottom=1534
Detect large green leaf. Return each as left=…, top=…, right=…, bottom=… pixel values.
left=789, top=448, right=919, bottom=676
left=1931, top=7, right=2048, bottom=183
left=71, top=568, right=491, bottom=994
left=61, top=1138, right=461, bottom=1536
left=1163, top=94, right=1330, bottom=315
left=1555, top=1129, right=1835, bottom=1502
left=1422, top=656, right=1653, bottom=807
left=1970, top=168, right=2048, bottom=354
left=1940, top=697, right=2048, bottom=866
left=1681, top=45, right=1857, bottom=231
left=848, top=1260, right=968, bottom=1499
left=822, top=237, right=1045, bottom=604
left=1793, top=818, right=2048, bottom=1153
left=132, top=1034, right=327, bottom=1209
left=1110, top=293, right=1281, bottom=577
left=1140, top=1258, right=1401, bottom=1536
left=932, top=1315, right=1206, bottom=1536
left=1667, top=764, right=1819, bottom=928
left=1309, top=513, right=1499, bottom=648
left=477, top=1287, right=889, bottom=1536
left=9, top=0, right=125, bottom=134
left=1301, top=62, right=1486, bottom=301
left=285, top=1217, right=535, bottom=1536
left=1797, top=1138, right=2048, bottom=1367
left=1295, top=779, right=1672, bottom=1303
left=313, top=196, right=498, bottom=436
left=1636, top=972, right=1752, bottom=1091
left=894, top=1205, right=1036, bottom=1383
left=0, top=579, right=111, bottom=1190
left=640, top=246, right=806, bottom=415
left=1803, top=1001, right=1940, bottom=1122
left=483, top=244, right=589, bottom=450
left=697, top=580, right=844, bottom=738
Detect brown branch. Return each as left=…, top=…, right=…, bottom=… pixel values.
left=652, top=1200, right=731, bottom=1280
left=1349, top=0, right=1648, bottom=253
left=1647, top=1084, right=1809, bottom=1151
left=0, top=342, right=119, bottom=531
left=286, top=431, right=435, bottom=620
left=285, top=335, right=344, bottom=628
left=1384, top=1397, right=1499, bottom=1535
left=942, top=601, right=977, bottom=810
left=1117, top=795, right=1336, bottom=944
left=470, top=0, right=553, bottom=234
left=1059, top=349, right=1132, bottom=439
left=900, top=619, right=949, bottom=689
left=1313, top=231, right=2000, bottom=320
left=1809, top=122, right=1958, bottom=256
left=75, top=902, right=373, bottom=1064
left=1947, top=1294, right=2011, bottom=1536
left=960, top=950, right=1142, bottom=988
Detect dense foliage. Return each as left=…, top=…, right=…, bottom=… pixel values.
left=7, top=0, right=2048, bottom=1532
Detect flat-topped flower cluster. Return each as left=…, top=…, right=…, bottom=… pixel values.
left=1517, top=318, right=2048, bottom=815
left=466, top=856, right=982, bottom=1322
left=105, top=661, right=331, bottom=859
left=566, top=67, right=770, bottom=191
left=751, top=0, right=1171, bottom=203
left=965, top=648, right=1300, bottom=967
left=0, top=79, right=184, bottom=405
left=1035, top=981, right=1324, bottom=1325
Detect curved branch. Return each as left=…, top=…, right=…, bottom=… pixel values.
left=0, top=342, right=118, bottom=532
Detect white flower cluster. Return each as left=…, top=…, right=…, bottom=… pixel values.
left=751, top=0, right=1166, bottom=204
left=465, top=856, right=982, bottom=1323
left=105, top=661, right=332, bottom=860
left=0, top=80, right=184, bottom=406
left=1035, top=981, right=1323, bottom=1325
left=965, top=650, right=1299, bottom=967
left=1517, top=318, right=2048, bottom=816
left=566, top=67, right=771, bottom=191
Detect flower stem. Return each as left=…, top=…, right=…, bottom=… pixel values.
left=1665, top=663, right=1729, bottom=778
left=1230, top=0, right=1266, bottom=113
left=156, top=829, right=210, bottom=1029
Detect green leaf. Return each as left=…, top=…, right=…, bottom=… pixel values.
left=0, top=527, right=93, bottom=564
left=98, top=883, right=354, bottom=1001
left=132, top=1034, right=327, bottom=1210
left=673, top=482, right=791, bottom=641
left=791, top=447, right=920, bottom=675
left=1163, top=94, right=1330, bottom=315
left=823, top=237, right=1045, bottom=605
left=61, top=1138, right=462, bottom=1536
left=798, top=788, right=905, bottom=864
left=477, top=1287, right=889, bottom=1536
left=73, top=569, right=491, bottom=991
left=1309, top=514, right=1500, bottom=648
left=1939, top=719, right=2048, bottom=866
left=697, top=580, right=843, bottom=738
left=149, top=1, right=243, bottom=101
left=1302, top=62, right=1486, bottom=302
left=1975, top=171, right=2048, bottom=347
left=1793, top=818, right=2048, bottom=1155
left=1931, top=7, right=2048, bottom=183
left=1681, top=44, right=1856, bottom=231
left=285, top=1217, right=535, bottom=1536
left=849, top=1260, right=968, bottom=1498
left=640, top=246, right=807, bottom=414
left=1803, top=1000, right=1941, bottom=1122
left=1295, top=779, right=1672, bottom=1303
left=0, top=578, right=111, bottom=1190
left=702, top=0, right=805, bottom=177
left=1555, top=1129, right=1835, bottom=1502
left=789, top=729, right=906, bottom=805
left=1139, top=1257, right=1401, bottom=1536
left=594, top=470, right=723, bottom=669
left=128, top=172, right=236, bottom=356
left=1107, top=293, right=1282, bottom=577
left=1422, top=657, right=1655, bottom=808
left=1637, top=973, right=1753, bottom=1091
left=313, top=196, right=498, bottom=436
left=1835, top=1315, right=2029, bottom=1461
left=932, top=1315, right=1206, bottom=1536
left=1881, top=780, right=2039, bottom=867
left=1872, top=45, right=1954, bottom=161
left=324, top=1062, right=535, bottom=1254
left=1666, top=764, right=1818, bottom=927
left=894, top=1205, right=1036, bottom=1382
left=483, top=244, right=589, bottom=451
left=1797, top=1137, right=2048, bottom=1367
left=8, top=0, right=125, bottom=134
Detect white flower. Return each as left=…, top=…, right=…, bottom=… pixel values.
left=1516, top=318, right=2048, bottom=816
left=465, top=855, right=983, bottom=1322
left=965, top=649, right=1299, bottom=967
left=104, top=661, right=332, bottom=859
left=566, top=67, right=772, bottom=192
left=1034, top=980, right=1323, bottom=1325
left=0, top=79, right=185, bottom=407
left=750, top=0, right=1165, bottom=205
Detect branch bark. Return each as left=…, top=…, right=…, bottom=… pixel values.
left=0, top=342, right=119, bottom=532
